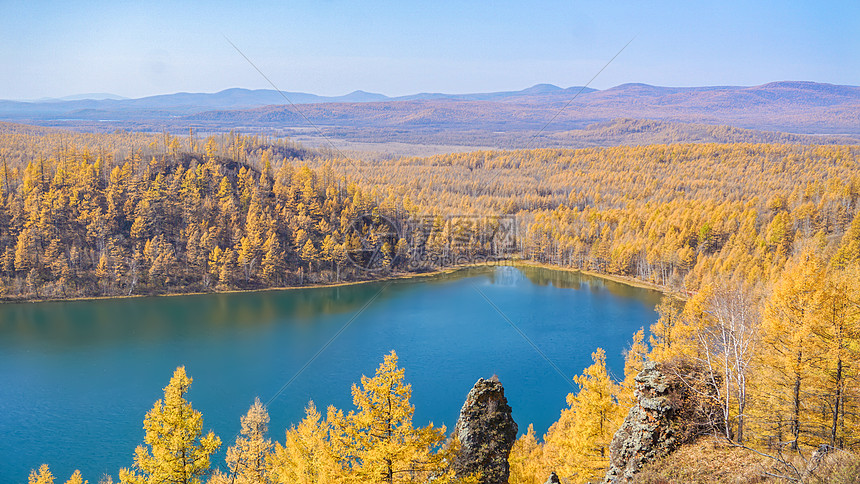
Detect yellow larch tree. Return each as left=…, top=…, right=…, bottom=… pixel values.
left=27, top=465, right=88, bottom=484
left=28, top=465, right=54, bottom=484
left=831, top=214, right=860, bottom=269
left=619, top=328, right=649, bottom=409
left=648, top=296, right=694, bottom=363
left=507, top=424, right=545, bottom=484
left=329, top=350, right=453, bottom=484
left=300, top=239, right=319, bottom=273
left=543, top=348, right=625, bottom=483
left=268, top=401, right=341, bottom=484
left=809, top=265, right=860, bottom=448
left=119, top=366, right=221, bottom=484
left=753, top=251, right=823, bottom=450
left=221, top=397, right=273, bottom=484
left=64, top=470, right=87, bottom=484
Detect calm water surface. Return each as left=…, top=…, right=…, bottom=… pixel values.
left=0, top=265, right=661, bottom=482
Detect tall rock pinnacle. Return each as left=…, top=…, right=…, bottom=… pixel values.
left=452, top=377, right=518, bottom=484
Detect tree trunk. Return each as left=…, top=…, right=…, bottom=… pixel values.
left=791, top=350, right=802, bottom=450
left=831, top=357, right=843, bottom=447
left=737, top=398, right=745, bottom=445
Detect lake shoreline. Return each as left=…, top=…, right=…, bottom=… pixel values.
left=0, top=260, right=673, bottom=305
left=0, top=265, right=481, bottom=305
left=511, top=260, right=669, bottom=293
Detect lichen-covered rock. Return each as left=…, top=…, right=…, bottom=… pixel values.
left=453, top=376, right=518, bottom=484
left=604, top=360, right=720, bottom=483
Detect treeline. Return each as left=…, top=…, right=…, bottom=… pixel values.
left=28, top=353, right=477, bottom=484
left=551, top=118, right=860, bottom=147
left=238, top=117, right=860, bottom=149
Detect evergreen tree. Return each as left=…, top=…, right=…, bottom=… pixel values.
left=619, top=328, right=648, bottom=409
left=26, top=465, right=88, bottom=484
left=300, top=239, right=318, bottom=273
left=261, top=232, right=285, bottom=286
left=648, top=296, right=692, bottom=362
left=65, top=471, right=87, bottom=484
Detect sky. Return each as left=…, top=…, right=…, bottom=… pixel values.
left=1, top=0, right=858, bottom=100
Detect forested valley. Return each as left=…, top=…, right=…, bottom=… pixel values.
left=6, top=120, right=860, bottom=482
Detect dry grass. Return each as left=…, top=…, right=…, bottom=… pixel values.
left=632, top=438, right=860, bottom=484
left=633, top=438, right=775, bottom=484
left=799, top=450, right=860, bottom=484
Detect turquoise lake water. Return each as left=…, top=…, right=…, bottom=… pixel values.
left=0, top=265, right=661, bottom=482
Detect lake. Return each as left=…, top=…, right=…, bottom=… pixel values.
left=0, top=264, right=661, bottom=482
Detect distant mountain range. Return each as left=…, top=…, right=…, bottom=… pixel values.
left=0, top=84, right=594, bottom=115
left=2, top=81, right=859, bottom=147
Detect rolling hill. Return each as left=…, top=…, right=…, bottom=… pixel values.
left=2, top=82, right=858, bottom=148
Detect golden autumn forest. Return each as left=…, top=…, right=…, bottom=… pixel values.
left=5, top=121, right=860, bottom=483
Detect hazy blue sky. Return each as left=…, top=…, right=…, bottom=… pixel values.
left=2, top=0, right=858, bottom=99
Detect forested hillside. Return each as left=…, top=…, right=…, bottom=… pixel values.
left=0, top=126, right=395, bottom=299
left=4, top=124, right=860, bottom=304
left=311, top=143, right=860, bottom=293
left=508, top=249, right=860, bottom=482
left=0, top=124, right=514, bottom=300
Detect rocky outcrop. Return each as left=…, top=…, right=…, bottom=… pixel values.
left=604, top=361, right=721, bottom=483
left=453, top=376, right=518, bottom=484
